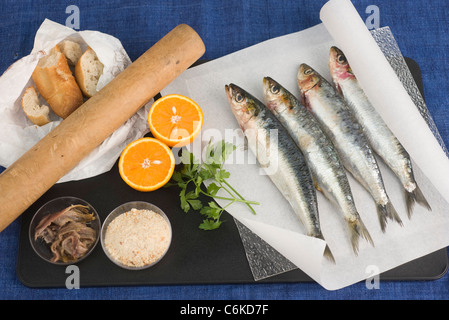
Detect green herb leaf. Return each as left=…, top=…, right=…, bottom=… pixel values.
left=179, top=148, right=195, bottom=166
left=198, top=168, right=212, bottom=180
left=168, top=139, right=259, bottom=230
left=187, top=199, right=203, bottom=210
left=215, top=169, right=230, bottom=182
left=171, top=171, right=182, bottom=182
left=199, top=219, right=222, bottom=230
left=179, top=189, right=190, bottom=213
left=221, top=141, right=237, bottom=162
left=206, top=182, right=220, bottom=196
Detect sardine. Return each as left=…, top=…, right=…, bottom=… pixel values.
left=225, top=83, right=335, bottom=263
left=297, top=64, right=402, bottom=232
left=329, top=46, right=431, bottom=218
left=262, top=76, right=373, bottom=254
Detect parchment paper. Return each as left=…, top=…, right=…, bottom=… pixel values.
left=0, top=19, right=151, bottom=183
left=162, top=0, right=449, bottom=290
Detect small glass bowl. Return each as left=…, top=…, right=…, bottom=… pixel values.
left=29, top=196, right=101, bottom=266
left=100, top=201, right=172, bottom=270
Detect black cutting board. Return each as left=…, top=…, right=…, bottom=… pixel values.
left=16, top=58, right=448, bottom=288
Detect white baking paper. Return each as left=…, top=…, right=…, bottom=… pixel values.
left=162, top=0, right=449, bottom=290
left=0, top=19, right=151, bottom=183
left=320, top=0, right=449, bottom=205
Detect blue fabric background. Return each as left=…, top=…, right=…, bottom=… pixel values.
left=1, top=0, right=449, bottom=300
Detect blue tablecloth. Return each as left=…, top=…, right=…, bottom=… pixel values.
left=1, top=0, right=449, bottom=300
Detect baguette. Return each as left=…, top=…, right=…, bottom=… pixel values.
left=75, top=47, right=104, bottom=98
left=32, top=45, right=84, bottom=119
left=21, top=87, right=50, bottom=126
left=58, top=40, right=83, bottom=66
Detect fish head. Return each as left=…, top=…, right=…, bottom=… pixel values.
left=297, top=64, right=321, bottom=92
left=225, top=83, right=260, bottom=129
left=262, top=77, right=291, bottom=115
left=329, top=46, right=354, bottom=83
left=297, top=63, right=321, bottom=106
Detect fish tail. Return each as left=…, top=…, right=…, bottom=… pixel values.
left=387, top=201, right=403, bottom=225
left=377, top=201, right=403, bottom=232
left=324, top=244, right=336, bottom=264
left=348, top=217, right=374, bottom=255
left=405, top=184, right=432, bottom=218
left=315, top=234, right=336, bottom=264
left=376, top=204, right=389, bottom=233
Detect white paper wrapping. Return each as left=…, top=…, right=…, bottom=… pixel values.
left=162, top=0, right=449, bottom=290
left=0, top=19, right=151, bottom=183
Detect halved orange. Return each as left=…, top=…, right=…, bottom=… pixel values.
left=148, top=94, right=204, bottom=147
left=118, top=137, right=175, bottom=192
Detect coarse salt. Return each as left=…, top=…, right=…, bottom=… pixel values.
left=104, top=208, right=171, bottom=267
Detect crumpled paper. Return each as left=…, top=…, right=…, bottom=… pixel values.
left=0, top=19, right=151, bottom=183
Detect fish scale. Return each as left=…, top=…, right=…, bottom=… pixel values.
left=297, top=63, right=403, bottom=233
left=262, top=76, right=373, bottom=255
left=328, top=46, right=431, bottom=218
left=225, top=83, right=335, bottom=263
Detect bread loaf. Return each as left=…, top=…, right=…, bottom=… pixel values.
left=75, top=47, right=104, bottom=97
left=32, top=45, right=84, bottom=119
left=58, top=40, right=82, bottom=66
left=21, top=87, right=50, bottom=126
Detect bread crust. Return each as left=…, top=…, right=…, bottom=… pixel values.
left=32, top=46, right=84, bottom=119
left=21, top=87, right=50, bottom=126
left=74, top=47, right=104, bottom=98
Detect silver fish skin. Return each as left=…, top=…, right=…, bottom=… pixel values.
left=329, top=46, right=431, bottom=218
left=263, top=76, right=373, bottom=254
left=297, top=64, right=402, bottom=232
left=225, top=83, right=335, bottom=263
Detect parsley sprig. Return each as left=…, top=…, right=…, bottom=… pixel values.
left=169, top=140, right=258, bottom=230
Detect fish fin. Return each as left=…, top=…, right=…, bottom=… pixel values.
left=323, top=244, right=336, bottom=264
left=386, top=201, right=404, bottom=226
left=348, top=217, right=374, bottom=255
left=376, top=204, right=389, bottom=233
left=335, top=83, right=343, bottom=95
left=312, top=177, right=323, bottom=193
left=377, top=201, right=403, bottom=232
left=315, top=234, right=336, bottom=264
left=300, top=92, right=311, bottom=111
left=405, top=184, right=432, bottom=218
left=414, top=184, right=432, bottom=211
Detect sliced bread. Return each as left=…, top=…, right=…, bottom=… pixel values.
left=75, top=47, right=104, bottom=98
left=21, top=87, right=50, bottom=126
left=32, top=45, right=84, bottom=119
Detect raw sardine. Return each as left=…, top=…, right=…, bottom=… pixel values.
left=225, top=83, right=335, bottom=262
left=262, top=76, right=373, bottom=254
left=329, top=46, right=431, bottom=218
left=297, top=64, right=402, bottom=232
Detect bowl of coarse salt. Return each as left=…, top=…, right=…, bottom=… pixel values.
left=100, top=201, right=172, bottom=270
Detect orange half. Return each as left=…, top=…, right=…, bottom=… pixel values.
left=118, top=137, right=175, bottom=192
left=148, top=94, right=204, bottom=147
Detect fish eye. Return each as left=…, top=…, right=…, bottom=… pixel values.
left=304, top=68, right=313, bottom=75
left=270, top=84, right=280, bottom=94
left=235, top=93, right=244, bottom=103
left=337, top=54, right=347, bottom=64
